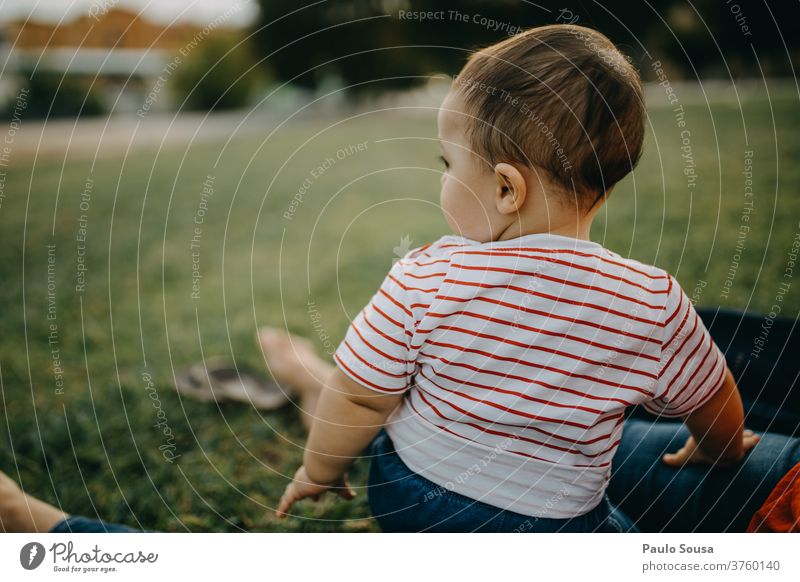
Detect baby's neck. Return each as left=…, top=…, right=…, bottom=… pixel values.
left=494, top=218, right=594, bottom=243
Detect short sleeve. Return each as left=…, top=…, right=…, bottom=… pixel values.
left=334, top=260, right=415, bottom=394
left=643, top=275, right=727, bottom=417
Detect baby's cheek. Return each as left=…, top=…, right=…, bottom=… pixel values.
left=439, top=188, right=454, bottom=221
left=439, top=187, right=463, bottom=230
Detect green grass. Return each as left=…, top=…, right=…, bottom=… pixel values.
left=1, top=94, right=798, bottom=531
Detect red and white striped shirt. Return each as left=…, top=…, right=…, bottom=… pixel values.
left=334, top=234, right=726, bottom=518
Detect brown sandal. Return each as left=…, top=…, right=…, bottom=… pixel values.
left=173, top=357, right=293, bottom=410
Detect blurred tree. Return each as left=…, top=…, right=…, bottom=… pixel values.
left=173, top=35, right=263, bottom=111
left=253, top=0, right=799, bottom=98
left=252, top=0, right=537, bottom=96
left=3, top=73, right=106, bottom=119
left=656, top=0, right=799, bottom=78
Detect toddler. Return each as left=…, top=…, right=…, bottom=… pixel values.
left=272, top=24, right=757, bottom=532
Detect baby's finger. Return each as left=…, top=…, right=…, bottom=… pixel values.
left=335, top=486, right=356, bottom=500
left=662, top=446, right=690, bottom=467
left=275, top=497, right=292, bottom=518
left=276, top=486, right=298, bottom=518
left=742, top=433, right=761, bottom=450
left=335, top=475, right=356, bottom=500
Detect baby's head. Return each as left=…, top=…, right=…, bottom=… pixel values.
left=437, top=24, right=645, bottom=242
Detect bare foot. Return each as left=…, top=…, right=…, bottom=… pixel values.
left=257, top=328, right=321, bottom=390
left=257, top=328, right=334, bottom=429
left=0, top=470, right=67, bottom=533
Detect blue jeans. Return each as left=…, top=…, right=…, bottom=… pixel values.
left=367, top=428, right=637, bottom=532
left=50, top=516, right=139, bottom=533
left=607, top=419, right=800, bottom=532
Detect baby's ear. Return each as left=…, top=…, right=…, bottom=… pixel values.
left=493, top=162, right=527, bottom=215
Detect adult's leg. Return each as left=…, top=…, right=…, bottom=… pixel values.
left=48, top=516, right=139, bottom=533
left=607, top=419, right=800, bottom=532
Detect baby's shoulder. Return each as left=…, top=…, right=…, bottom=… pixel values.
left=406, top=236, right=469, bottom=259
left=599, top=247, right=674, bottom=293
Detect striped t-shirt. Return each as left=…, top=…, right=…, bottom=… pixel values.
left=334, top=234, right=726, bottom=518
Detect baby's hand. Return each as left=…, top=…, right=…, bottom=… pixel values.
left=662, top=429, right=760, bottom=468
left=275, top=465, right=356, bottom=519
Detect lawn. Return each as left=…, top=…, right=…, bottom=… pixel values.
left=1, top=90, right=798, bottom=532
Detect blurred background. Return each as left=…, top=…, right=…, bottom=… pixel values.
left=0, top=0, right=798, bottom=532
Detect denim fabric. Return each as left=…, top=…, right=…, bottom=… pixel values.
left=367, top=429, right=637, bottom=532
left=608, top=419, right=800, bottom=532
left=50, top=515, right=140, bottom=533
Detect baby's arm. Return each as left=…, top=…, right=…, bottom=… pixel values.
left=304, top=367, right=403, bottom=483
left=276, top=367, right=403, bottom=517
left=662, top=368, right=759, bottom=467
left=276, top=251, right=419, bottom=517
